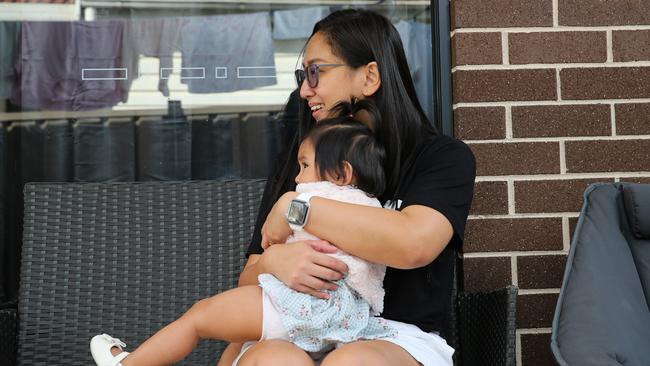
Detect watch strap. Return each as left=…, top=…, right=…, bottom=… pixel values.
left=295, top=192, right=315, bottom=204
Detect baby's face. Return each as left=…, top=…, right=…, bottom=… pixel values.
left=295, top=140, right=320, bottom=184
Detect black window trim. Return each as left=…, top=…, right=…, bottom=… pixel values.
left=431, top=0, right=453, bottom=137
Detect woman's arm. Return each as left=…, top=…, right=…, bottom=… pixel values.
left=263, top=139, right=475, bottom=270
left=263, top=194, right=453, bottom=269
left=311, top=200, right=453, bottom=268
left=237, top=255, right=263, bottom=287
left=238, top=243, right=349, bottom=297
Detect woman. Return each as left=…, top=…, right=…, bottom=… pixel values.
left=220, top=8, right=475, bottom=366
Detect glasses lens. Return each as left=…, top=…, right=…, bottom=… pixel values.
left=295, top=69, right=305, bottom=87
left=307, top=64, right=319, bottom=88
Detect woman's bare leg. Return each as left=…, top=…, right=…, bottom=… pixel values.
left=321, top=340, right=421, bottom=366
left=216, top=343, right=244, bottom=366
left=120, top=285, right=264, bottom=366
left=236, top=340, right=315, bottom=366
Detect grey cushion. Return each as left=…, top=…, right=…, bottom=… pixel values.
left=552, top=183, right=650, bottom=366
left=622, top=184, right=650, bottom=314
left=622, top=184, right=650, bottom=239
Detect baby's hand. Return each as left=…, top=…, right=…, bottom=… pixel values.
left=261, top=240, right=283, bottom=250
left=261, top=221, right=286, bottom=250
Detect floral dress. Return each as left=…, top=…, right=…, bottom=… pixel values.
left=258, top=181, right=397, bottom=352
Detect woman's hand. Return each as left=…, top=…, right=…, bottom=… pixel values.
left=261, top=191, right=299, bottom=249
left=260, top=240, right=348, bottom=299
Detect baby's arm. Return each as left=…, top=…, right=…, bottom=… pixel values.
left=121, top=286, right=264, bottom=365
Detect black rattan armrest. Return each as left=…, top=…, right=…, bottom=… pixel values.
left=457, top=286, right=518, bottom=366
left=0, top=308, right=17, bottom=366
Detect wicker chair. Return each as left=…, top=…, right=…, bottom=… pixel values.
left=0, top=180, right=516, bottom=366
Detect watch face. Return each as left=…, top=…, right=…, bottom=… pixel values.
left=287, top=201, right=307, bottom=225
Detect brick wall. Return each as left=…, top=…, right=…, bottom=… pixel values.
left=450, top=0, right=650, bottom=365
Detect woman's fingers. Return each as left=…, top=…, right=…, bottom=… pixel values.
left=309, top=263, right=345, bottom=283
left=293, top=276, right=336, bottom=299
left=262, top=241, right=346, bottom=298
left=311, top=251, right=348, bottom=277
left=294, top=284, right=330, bottom=300
left=302, top=273, right=339, bottom=292
left=307, top=240, right=338, bottom=254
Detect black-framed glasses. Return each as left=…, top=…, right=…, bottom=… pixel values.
left=295, top=63, right=346, bottom=88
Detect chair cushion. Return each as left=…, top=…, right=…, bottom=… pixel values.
left=623, top=183, right=650, bottom=239
left=551, top=183, right=650, bottom=366
left=622, top=183, right=650, bottom=314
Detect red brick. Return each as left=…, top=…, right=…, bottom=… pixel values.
left=559, top=0, right=650, bottom=26
left=509, top=32, right=606, bottom=64
left=454, top=69, right=557, bottom=102
left=464, top=218, right=563, bottom=253
left=454, top=107, right=506, bottom=140
left=615, top=103, right=650, bottom=135
left=517, top=293, right=558, bottom=328
left=514, top=179, right=613, bottom=213
left=521, top=333, right=557, bottom=366
left=471, top=181, right=508, bottom=215
left=561, top=67, right=650, bottom=100
left=613, top=30, right=650, bottom=62
left=619, top=177, right=650, bottom=184
left=517, top=255, right=567, bottom=289
left=464, top=257, right=512, bottom=292
left=452, top=0, right=553, bottom=28
left=565, top=140, right=650, bottom=173
left=512, top=105, right=611, bottom=138
left=469, top=142, right=560, bottom=176
left=452, top=32, right=502, bottom=66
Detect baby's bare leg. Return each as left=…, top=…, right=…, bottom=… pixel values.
left=121, top=285, right=264, bottom=366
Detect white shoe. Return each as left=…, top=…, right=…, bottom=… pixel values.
left=90, top=333, right=130, bottom=366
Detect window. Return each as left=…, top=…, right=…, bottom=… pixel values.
left=0, top=0, right=452, bottom=299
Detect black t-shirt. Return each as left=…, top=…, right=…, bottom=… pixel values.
left=247, top=133, right=476, bottom=336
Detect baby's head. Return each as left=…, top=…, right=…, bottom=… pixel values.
left=295, top=100, right=386, bottom=197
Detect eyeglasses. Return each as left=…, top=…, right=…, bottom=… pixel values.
left=295, top=63, right=346, bottom=88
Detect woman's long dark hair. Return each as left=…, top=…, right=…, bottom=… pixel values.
left=271, top=8, right=436, bottom=205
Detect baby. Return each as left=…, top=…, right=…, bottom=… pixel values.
left=90, top=101, right=396, bottom=366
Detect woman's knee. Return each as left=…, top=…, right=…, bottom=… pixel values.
left=236, top=340, right=314, bottom=366
left=321, top=346, right=372, bottom=366
left=321, top=340, right=419, bottom=366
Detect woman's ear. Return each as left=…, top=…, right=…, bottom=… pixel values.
left=338, top=161, right=355, bottom=186
left=361, top=61, right=381, bottom=97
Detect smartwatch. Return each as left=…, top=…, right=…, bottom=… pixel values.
left=285, top=192, right=315, bottom=231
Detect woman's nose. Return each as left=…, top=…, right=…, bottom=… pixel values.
left=299, top=79, right=314, bottom=99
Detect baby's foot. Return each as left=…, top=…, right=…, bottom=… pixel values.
left=111, top=346, right=124, bottom=357
left=90, top=334, right=130, bottom=366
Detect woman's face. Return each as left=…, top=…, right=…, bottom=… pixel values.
left=299, top=32, right=364, bottom=121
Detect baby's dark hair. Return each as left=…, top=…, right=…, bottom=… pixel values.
left=304, top=100, right=386, bottom=197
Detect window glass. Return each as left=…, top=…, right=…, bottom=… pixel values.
left=0, top=0, right=434, bottom=300
left=0, top=1, right=434, bottom=180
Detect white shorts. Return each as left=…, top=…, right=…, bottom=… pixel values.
left=232, top=290, right=455, bottom=366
